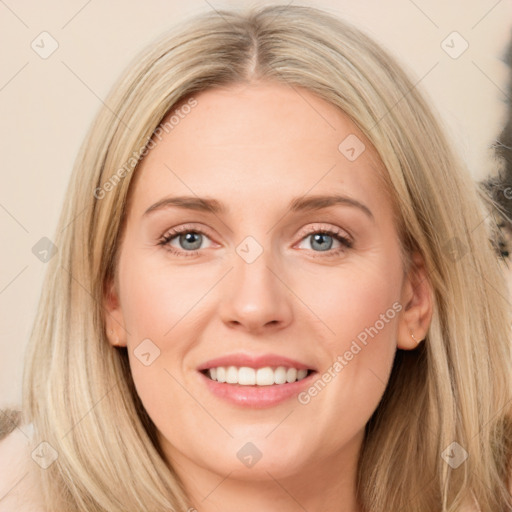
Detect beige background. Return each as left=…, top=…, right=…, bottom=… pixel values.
left=1, top=0, right=512, bottom=409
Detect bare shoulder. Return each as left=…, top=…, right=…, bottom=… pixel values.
left=0, top=425, right=45, bottom=512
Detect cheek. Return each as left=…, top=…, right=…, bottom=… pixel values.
left=294, top=254, right=402, bottom=415
left=119, top=254, right=212, bottom=337
left=117, top=256, right=213, bottom=429
left=294, top=252, right=403, bottom=344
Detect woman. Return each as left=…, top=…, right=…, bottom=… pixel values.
left=1, top=4, right=511, bottom=511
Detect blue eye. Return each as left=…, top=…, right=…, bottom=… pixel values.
left=159, top=228, right=211, bottom=257
left=310, top=233, right=339, bottom=251
left=174, top=231, right=203, bottom=251
left=298, top=230, right=352, bottom=257
left=158, top=226, right=352, bottom=258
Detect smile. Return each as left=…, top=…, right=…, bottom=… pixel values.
left=203, top=366, right=311, bottom=385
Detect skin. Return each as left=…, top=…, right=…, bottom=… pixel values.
left=104, top=81, right=433, bottom=512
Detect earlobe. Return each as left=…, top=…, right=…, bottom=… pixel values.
left=108, top=329, right=122, bottom=347
left=409, top=331, right=421, bottom=345
left=397, top=251, right=433, bottom=350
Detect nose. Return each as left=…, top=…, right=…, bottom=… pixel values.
left=217, top=247, right=294, bottom=334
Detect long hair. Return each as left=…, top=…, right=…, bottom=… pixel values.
left=20, top=5, right=512, bottom=511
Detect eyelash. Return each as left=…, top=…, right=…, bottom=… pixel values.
left=157, top=224, right=353, bottom=258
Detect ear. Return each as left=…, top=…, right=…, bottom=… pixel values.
left=103, top=277, right=127, bottom=348
left=397, top=251, right=433, bottom=350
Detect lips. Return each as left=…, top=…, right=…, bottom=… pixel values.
left=196, top=353, right=318, bottom=407
left=197, top=353, right=316, bottom=372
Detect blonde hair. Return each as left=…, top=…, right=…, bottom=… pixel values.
left=20, top=4, right=512, bottom=511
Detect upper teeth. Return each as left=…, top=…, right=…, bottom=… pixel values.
left=207, top=366, right=309, bottom=386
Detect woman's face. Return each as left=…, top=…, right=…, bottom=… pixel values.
left=105, top=82, right=430, bottom=485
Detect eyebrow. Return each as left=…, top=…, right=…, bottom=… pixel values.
left=143, top=194, right=374, bottom=221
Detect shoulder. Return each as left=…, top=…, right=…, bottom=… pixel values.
left=0, top=424, right=45, bottom=512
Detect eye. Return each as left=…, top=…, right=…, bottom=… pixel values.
left=296, top=226, right=353, bottom=257
left=158, top=224, right=214, bottom=257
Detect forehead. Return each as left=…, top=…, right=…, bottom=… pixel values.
left=128, top=82, right=390, bottom=219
